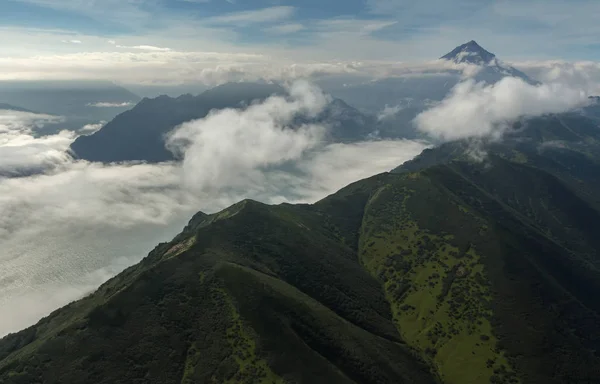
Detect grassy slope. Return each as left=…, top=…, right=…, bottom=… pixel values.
left=0, top=200, right=435, bottom=384
left=314, top=153, right=600, bottom=384
left=1, top=149, right=600, bottom=383
left=363, top=190, right=509, bottom=382
left=357, top=171, right=520, bottom=384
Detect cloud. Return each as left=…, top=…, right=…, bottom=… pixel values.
left=513, top=60, right=600, bottom=95
left=0, top=110, right=70, bottom=176
left=0, top=50, right=267, bottom=85
left=205, top=6, right=295, bottom=25
left=166, top=80, right=330, bottom=192
left=0, top=80, right=429, bottom=337
left=0, top=131, right=75, bottom=176
left=6, top=0, right=600, bottom=68
left=0, top=162, right=189, bottom=237
left=314, top=18, right=398, bottom=35
left=87, top=101, right=135, bottom=108
left=61, top=39, right=82, bottom=44
left=0, top=46, right=484, bottom=87
left=116, top=45, right=171, bottom=52
left=291, top=139, right=430, bottom=201
left=0, top=258, right=129, bottom=337
left=13, top=0, right=155, bottom=30
left=0, top=160, right=194, bottom=337
left=378, top=104, right=404, bottom=121
left=414, top=77, right=590, bottom=141
left=265, top=23, right=305, bottom=34
left=79, top=122, right=105, bottom=133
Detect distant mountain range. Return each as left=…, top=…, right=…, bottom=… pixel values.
left=328, top=40, right=539, bottom=110
left=0, top=81, right=141, bottom=128
left=68, top=41, right=551, bottom=165
left=0, top=103, right=36, bottom=113
left=319, top=41, right=542, bottom=141
left=3, top=80, right=600, bottom=383
left=70, top=82, right=380, bottom=163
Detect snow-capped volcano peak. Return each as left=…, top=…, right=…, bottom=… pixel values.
left=440, top=40, right=539, bottom=85
left=441, top=40, right=496, bottom=65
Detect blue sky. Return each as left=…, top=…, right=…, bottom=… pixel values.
left=1, top=0, right=599, bottom=84
left=2, top=0, right=600, bottom=59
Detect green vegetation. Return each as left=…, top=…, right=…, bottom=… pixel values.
left=2, top=124, right=600, bottom=383
left=358, top=181, right=518, bottom=383
left=510, top=150, right=527, bottom=164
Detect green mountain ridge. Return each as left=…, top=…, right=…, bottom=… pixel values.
left=2, top=115, right=600, bottom=383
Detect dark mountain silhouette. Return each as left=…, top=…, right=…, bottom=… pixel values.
left=441, top=40, right=496, bottom=65
left=0, top=103, right=35, bottom=113
left=0, top=81, right=140, bottom=123
left=70, top=82, right=377, bottom=163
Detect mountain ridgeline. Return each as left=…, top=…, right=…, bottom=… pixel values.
left=0, top=104, right=36, bottom=113
left=324, top=40, right=538, bottom=118
left=69, top=82, right=378, bottom=163
left=0, top=80, right=140, bottom=122
left=439, top=40, right=537, bottom=85
left=68, top=40, right=542, bottom=165
left=2, top=100, right=600, bottom=383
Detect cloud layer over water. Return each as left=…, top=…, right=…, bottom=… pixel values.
left=0, top=82, right=428, bottom=336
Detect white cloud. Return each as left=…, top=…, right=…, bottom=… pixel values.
left=79, top=122, right=105, bottom=133
left=14, top=0, right=154, bottom=30
left=116, top=45, right=172, bottom=52
left=205, top=6, right=295, bottom=25
left=0, top=110, right=70, bottom=176
left=87, top=101, right=135, bottom=108
left=378, top=104, right=404, bottom=121
left=292, top=139, right=430, bottom=201
left=61, top=39, right=82, bottom=44
left=166, top=80, right=330, bottom=192
left=6, top=0, right=600, bottom=67
left=266, top=23, right=305, bottom=34
left=0, top=131, right=75, bottom=176
left=0, top=160, right=195, bottom=336
left=414, top=77, right=590, bottom=141
left=0, top=50, right=269, bottom=84
left=314, top=18, right=398, bottom=35
left=0, top=46, right=484, bottom=86
left=513, top=60, right=600, bottom=95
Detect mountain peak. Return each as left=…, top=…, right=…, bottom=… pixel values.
left=441, top=40, right=496, bottom=65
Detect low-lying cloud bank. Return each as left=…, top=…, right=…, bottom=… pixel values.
left=0, top=81, right=428, bottom=337
left=0, top=109, right=73, bottom=176
left=515, top=60, right=600, bottom=96
left=0, top=49, right=484, bottom=86
left=414, top=76, right=590, bottom=141
left=3, top=45, right=600, bottom=94
left=87, top=101, right=135, bottom=108
left=167, top=80, right=331, bottom=193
